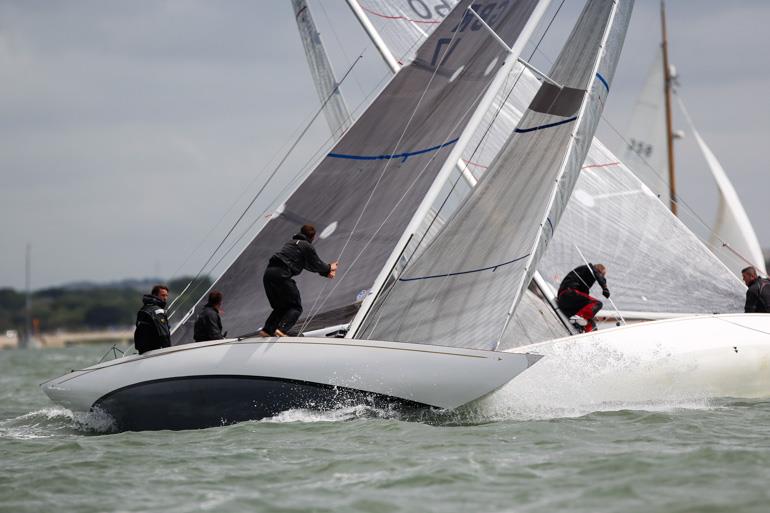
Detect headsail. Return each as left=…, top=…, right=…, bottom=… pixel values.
left=358, top=0, right=634, bottom=349
left=173, top=0, right=543, bottom=343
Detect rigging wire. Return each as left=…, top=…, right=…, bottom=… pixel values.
left=167, top=52, right=366, bottom=317
left=169, top=48, right=399, bottom=323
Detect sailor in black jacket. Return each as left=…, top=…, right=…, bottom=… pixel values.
left=260, top=224, right=338, bottom=336
left=742, top=266, right=770, bottom=313
left=557, top=263, right=610, bottom=333
left=134, top=285, right=172, bottom=354
left=194, top=290, right=226, bottom=342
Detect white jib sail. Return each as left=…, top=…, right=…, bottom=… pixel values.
left=358, top=0, right=634, bottom=350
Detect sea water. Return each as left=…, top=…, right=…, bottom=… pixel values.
left=2, top=344, right=770, bottom=513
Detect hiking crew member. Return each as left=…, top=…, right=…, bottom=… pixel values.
left=742, top=266, right=770, bottom=313
left=193, top=290, right=226, bottom=342
left=557, top=263, right=610, bottom=333
left=260, top=225, right=338, bottom=337
left=134, top=284, right=172, bottom=354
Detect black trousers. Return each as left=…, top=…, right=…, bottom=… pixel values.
left=262, top=265, right=303, bottom=335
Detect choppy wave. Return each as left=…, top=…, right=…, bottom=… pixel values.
left=0, top=406, right=116, bottom=439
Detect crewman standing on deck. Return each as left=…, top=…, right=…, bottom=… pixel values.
left=557, top=263, right=610, bottom=333
left=259, top=225, right=337, bottom=337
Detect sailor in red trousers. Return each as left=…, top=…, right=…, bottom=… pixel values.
left=557, top=263, right=610, bottom=333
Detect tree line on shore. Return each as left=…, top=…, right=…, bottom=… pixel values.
left=0, top=276, right=212, bottom=335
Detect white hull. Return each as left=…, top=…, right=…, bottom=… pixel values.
left=491, top=314, right=770, bottom=415
left=41, top=336, right=539, bottom=430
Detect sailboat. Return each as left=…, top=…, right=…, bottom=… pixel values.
left=315, top=0, right=770, bottom=408
left=41, top=0, right=580, bottom=431
left=622, top=1, right=766, bottom=277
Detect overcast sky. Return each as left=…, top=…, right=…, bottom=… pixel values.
left=1, top=0, right=768, bottom=290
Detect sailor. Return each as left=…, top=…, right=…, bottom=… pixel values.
left=557, top=263, right=610, bottom=333
left=134, top=284, right=171, bottom=354
left=259, top=224, right=338, bottom=337
left=741, top=266, right=770, bottom=313
left=193, top=290, right=227, bottom=342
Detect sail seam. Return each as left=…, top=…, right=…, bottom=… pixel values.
left=328, top=137, right=459, bottom=162
left=399, top=253, right=530, bottom=282
left=514, top=116, right=577, bottom=133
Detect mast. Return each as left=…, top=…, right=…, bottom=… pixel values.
left=23, top=243, right=31, bottom=349
left=661, top=0, right=677, bottom=215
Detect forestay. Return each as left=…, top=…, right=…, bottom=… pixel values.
left=358, top=0, right=633, bottom=349
left=173, top=0, right=541, bottom=343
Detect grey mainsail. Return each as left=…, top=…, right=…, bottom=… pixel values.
left=358, top=0, right=633, bottom=349
left=173, top=0, right=541, bottom=343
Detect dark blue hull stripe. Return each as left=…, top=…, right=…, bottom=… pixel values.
left=399, top=253, right=530, bottom=282
left=514, top=116, right=577, bottom=134
left=93, top=375, right=429, bottom=431
left=328, top=137, right=459, bottom=163
left=596, top=72, right=609, bottom=92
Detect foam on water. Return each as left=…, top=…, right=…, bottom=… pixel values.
left=261, top=404, right=399, bottom=424
left=0, top=406, right=116, bottom=439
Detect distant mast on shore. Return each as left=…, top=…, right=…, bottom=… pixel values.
left=22, top=244, right=31, bottom=349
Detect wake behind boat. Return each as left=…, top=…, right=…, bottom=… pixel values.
left=41, top=336, right=539, bottom=431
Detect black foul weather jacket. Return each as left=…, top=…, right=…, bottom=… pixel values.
left=745, top=277, right=770, bottom=313
left=268, top=233, right=331, bottom=277
left=193, top=304, right=225, bottom=342
left=558, top=264, right=609, bottom=297
left=134, top=294, right=171, bottom=354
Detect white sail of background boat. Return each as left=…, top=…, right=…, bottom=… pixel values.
left=622, top=4, right=766, bottom=275
left=41, top=0, right=556, bottom=430
left=291, top=0, right=352, bottom=138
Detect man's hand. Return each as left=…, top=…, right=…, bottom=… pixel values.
left=328, top=261, right=338, bottom=279
left=602, top=289, right=611, bottom=299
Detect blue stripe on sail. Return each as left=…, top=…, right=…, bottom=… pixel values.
left=596, top=72, right=609, bottom=92
left=328, top=137, right=459, bottom=163
left=514, top=116, right=577, bottom=134
left=398, top=253, right=530, bottom=282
